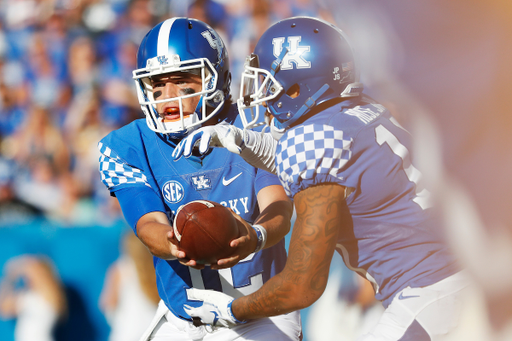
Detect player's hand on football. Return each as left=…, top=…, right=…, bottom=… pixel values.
left=166, top=230, right=205, bottom=269
left=172, top=123, right=244, bottom=160
left=184, top=288, right=245, bottom=328
left=210, top=210, right=257, bottom=270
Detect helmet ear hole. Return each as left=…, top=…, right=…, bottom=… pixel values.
left=224, top=70, right=231, bottom=92
left=286, top=83, right=300, bottom=99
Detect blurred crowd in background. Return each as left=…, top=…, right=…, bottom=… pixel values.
left=1, top=0, right=511, bottom=340
left=0, top=0, right=334, bottom=227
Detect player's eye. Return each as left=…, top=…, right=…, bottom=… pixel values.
left=181, top=88, right=196, bottom=95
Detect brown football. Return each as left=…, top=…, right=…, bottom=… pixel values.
left=173, top=200, right=240, bottom=264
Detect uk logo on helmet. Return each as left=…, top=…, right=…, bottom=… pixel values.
left=157, top=55, right=169, bottom=65
left=272, top=36, right=311, bottom=70
left=201, top=30, right=222, bottom=60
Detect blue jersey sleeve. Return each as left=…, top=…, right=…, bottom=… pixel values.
left=98, top=141, right=166, bottom=231
left=254, top=168, right=282, bottom=195
left=115, top=186, right=167, bottom=233
left=275, top=124, right=353, bottom=197
left=98, top=141, right=153, bottom=192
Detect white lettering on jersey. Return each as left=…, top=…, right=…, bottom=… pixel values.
left=375, top=124, right=432, bottom=210
left=344, top=104, right=386, bottom=124
left=191, top=175, right=211, bottom=190
left=272, top=36, right=311, bottom=70
left=219, top=197, right=249, bottom=215
left=239, top=197, right=249, bottom=214
left=227, top=199, right=239, bottom=214
left=162, top=180, right=184, bottom=204
left=189, top=253, right=263, bottom=298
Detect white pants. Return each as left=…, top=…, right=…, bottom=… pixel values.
left=139, top=300, right=302, bottom=341
left=358, top=271, right=470, bottom=341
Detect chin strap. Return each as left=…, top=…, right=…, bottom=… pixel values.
left=270, top=83, right=330, bottom=130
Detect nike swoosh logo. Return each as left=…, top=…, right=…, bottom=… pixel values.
left=398, top=292, right=420, bottom=300
left=222, top=172, right=242, bottom=186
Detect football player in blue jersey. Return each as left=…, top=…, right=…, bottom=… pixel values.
left=174, top=16, right=470, bottom=340
left=97, top=17, right=302, bottom=341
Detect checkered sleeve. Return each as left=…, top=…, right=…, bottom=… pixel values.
left=275, top=124, right=352, bottom=196
left=98, top=142, right=152, bottom=191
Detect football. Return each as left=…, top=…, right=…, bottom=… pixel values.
left=172, top=200, right=240, bottom=264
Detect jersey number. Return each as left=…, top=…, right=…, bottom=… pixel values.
left=375, top=123, right=431, bottom=210
left=188, top=253, right=263, bottom=299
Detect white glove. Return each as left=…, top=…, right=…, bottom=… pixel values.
left=173, top=123, right=278, bottom=174
left=172, top=122, right=244, bottom=158
left=184, top=288, right=245, bottom=328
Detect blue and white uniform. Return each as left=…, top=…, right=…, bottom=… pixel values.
left=276, top=98, right=460, bottom=307
left=98, top=107, right=301, bottom=340
left=276, top=98, right=466, bottom=339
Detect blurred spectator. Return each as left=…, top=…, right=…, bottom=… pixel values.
left=3, top=105, right=70, bottom=216
left=62, top=85, right=123, bottom=227
left=188, top=0, right=228, bottom=32
left=67, top=35, right=98, bottom=94
left=6, top=105, right=70, bottom=176
left=109, top=0, right=154, bottom=48
left=99, top=232, right=159, bottom=341
left=24, top=30, right=68, bottom=110
left=97, top=38, right=140, bottom=126
left=0, top=255, right=67, bottom=341
left=225, top=0, right=274, bottom=98
left=0, top=75, right=27, bottom=137
left=0, top=154, right=43, bottom=225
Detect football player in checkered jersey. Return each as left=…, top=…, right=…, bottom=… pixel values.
left=174, top=16, right=470, bottom=340
left=97, top=18, right=302, bottom=341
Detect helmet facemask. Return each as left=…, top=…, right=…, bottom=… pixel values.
left=133, top=54, right=225, bottom=137
left=237, top=53, right=283, bottom=130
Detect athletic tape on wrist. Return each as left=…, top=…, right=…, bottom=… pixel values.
left=252, top=224, right=267, bottom=253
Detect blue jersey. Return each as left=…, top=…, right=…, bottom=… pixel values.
left=275, top=98, right=459, bottom=307
left=98, top=105, right=287, bottom=321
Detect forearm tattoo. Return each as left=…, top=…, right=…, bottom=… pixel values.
left=234, top=184, right=346, bottom=320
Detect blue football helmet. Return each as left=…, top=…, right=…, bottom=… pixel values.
left=133, top=17, right=230, bottom=137
left=237, top=16, right=362, bottom=138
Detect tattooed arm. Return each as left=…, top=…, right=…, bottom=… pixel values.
left=231, top=183, right=348, bottom=320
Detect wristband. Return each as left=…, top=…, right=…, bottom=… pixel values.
left=227, top=300, right=247, bottom=324
left=251, top=224, right=267, bottom=253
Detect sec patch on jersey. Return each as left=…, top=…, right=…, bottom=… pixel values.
left=173, top=200, right=239, bottom=264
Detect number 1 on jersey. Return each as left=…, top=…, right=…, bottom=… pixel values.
left=375, top=124, right=432, bottom=210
